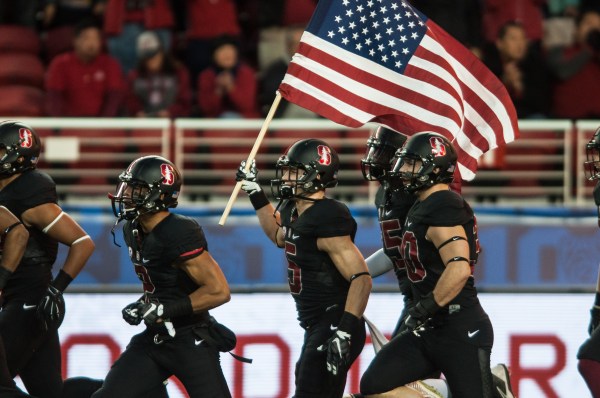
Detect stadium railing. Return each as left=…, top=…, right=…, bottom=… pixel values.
left=3, top=117, right=599, bottom=204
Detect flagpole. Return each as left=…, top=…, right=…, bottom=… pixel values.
left=218, top=92, right=283, bottom=226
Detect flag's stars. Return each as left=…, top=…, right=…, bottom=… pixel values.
left=386, top=27, right=393, bottom=35
left=391, top=50, right=398, bottom=57
left=346, top=9, right=354, bottom=17
left=360, top=16, right=367, bottom=23
left=394, top=13, right=401, bottom=21
left=405, top=11, right=412, bottom=17
left=411, top=32, right=419, bottom=39
left=342, top=37, right=349, bottom=45
left=356, top=43, right=363, bottom=50
left=418, top=20, right=424, bottom=26
left=375, top=33, right=382, bottom=40
left=357, top=5, right=364, bottom=12
left=408, top=21, right=416, bottom=28
left=370, top=11, right=377, bottom=18
left=335, top=15, right=342, bottom=23
left=353, top=32, right=359, bottom=39
left=369, top=49, right=375, bottom=56
left=395, top=61, right=403, bottom=68
left=367, top=0, right=374, bottom=7
left=327, top=31, right=335, bottom=38
left=402, top=47, right=409, bottom=54
left=365, top=38, right=372, bottom=45
left=397, top=24, right=405, bottom=32
left=388, top=39, right=396, bottom=47
left=342, top=0, right=350, bottom=5
left=382, top=55, right=388, bottom=62
left=378, top=44, right=385, bottom=51
left=391, top=2, right=399, bottom=10
left=400, top=35, right=407, bottom=42
left=383, top=17, right=390, bottom=24
left=349, top=21, right=356, bottom=29
left=338, top=26, right=346, bottom=34
left=380, top=6, right=387, bottom=13
left=372, top=21, right=380, bottom=28
left=362, top=27, right=369, bottom=35
left=401, top=1, right=409, bottom=7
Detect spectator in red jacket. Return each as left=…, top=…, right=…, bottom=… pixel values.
left=198, top=37, right=259, bottom=118
left=548, top=9, right=600, bottom=119
left=483, top=0, right=547, bottom=45
left=103, top=0, right=174, bottom=73
left=45, top=19, right=124, bottom=117
left=184, top=0, right=241, bottom=87
left=126, top=31, right=191, bottom=118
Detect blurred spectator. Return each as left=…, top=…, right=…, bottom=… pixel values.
left=126, top=31, right=191, bottom=118
left=102, top=0, right=174, bottom=73
left=483, top=0, right=547, bottom=45
left=197, top=37, right=259, bottom=118
left=410, top=0, right=484, bottom=58
left=41, top=0, right=105, bottom=61
left=45, top=19, right=124, bottom=116
left=0, top=0, right=38, bottom=28
left=184, top=0, right=241, bottom=87
left=547, top=0, right=580, bottom=17
left=548, top=9, right=600, bottom=119
left=259, top=25, right=318, bottom=119
left=483, top=21, right=551, bottom=118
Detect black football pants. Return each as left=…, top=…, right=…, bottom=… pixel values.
left=91, top=326, right=231, bottom=398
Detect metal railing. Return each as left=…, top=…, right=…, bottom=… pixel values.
left=3, top=117, right=598, bottom=204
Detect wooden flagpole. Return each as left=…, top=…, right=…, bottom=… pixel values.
left=218, top=92, right=283, bottom=226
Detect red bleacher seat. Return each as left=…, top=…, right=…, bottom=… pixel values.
left=0, top=53, right=45, bottom=88
left=44, top=26, right=75, bottom=62
left=0, top=86, right=44, bottom=116
left=0, top=25, right=40, bottom=55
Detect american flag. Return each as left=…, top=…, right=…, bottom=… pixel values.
left=278, top=0, right=519, bottom=181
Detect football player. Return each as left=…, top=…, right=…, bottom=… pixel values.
left=357, top=132, right=495, bottom=398
left=0, top=120, right=95, bottom=398
left=354, top=128, right=515, bottom=398
left=578, top=127, right=600, bottom=397
left=0, top=206, right=32, bottom=398
left=236, top=138, right=372, bottom=397
left=97, top=155, right=232, bottom=397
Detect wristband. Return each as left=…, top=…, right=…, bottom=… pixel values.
left=249, top=190, right=270, bottom=210
left=52, top=269, right=74, bottom=292
left=0, top=266, right=12, bottom=290
left=337, top=311, right=360, bottom=333
left=162, top=297, right=194, bottom=319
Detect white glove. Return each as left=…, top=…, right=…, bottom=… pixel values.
left=236, top=160, right=262, bottom=195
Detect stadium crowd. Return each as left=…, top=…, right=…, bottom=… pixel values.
left=0, top=0, right=598, bottom=121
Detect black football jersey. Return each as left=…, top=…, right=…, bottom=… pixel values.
left=123, top=213, right=209, bottom=325
left=375, top=186, right=416, bottom=297
left=400, top=190, right=480, bottom=307
left=279, top=198, right=357, bottom=325
left=0, top=170, right=59, bottom=299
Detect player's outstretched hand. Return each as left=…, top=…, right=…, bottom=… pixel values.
left=122, top=301, right=144, bottom=325
left=318, top=329, right=352, bottom=376
left=236, top=160, right=262, bottom=195
left=37, top=285, right=66, bottom=331
left=589, top=306, right=600, bottom=336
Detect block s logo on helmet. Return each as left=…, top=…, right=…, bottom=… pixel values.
left=317, top=145, right=332, bottom=165
left=161, top=163, right=175, bottom=185
left=429, top=137, right=446, bottom=157
left=19, top=128, right=34, bottom=148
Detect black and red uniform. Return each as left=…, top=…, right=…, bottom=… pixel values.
left=91, top=213, right=230, bottom=398
left=279, top=197, right=366, bottom=397
left=361, top=190, right=494, bottom=398
left=0, top=169, right=62, bottom=398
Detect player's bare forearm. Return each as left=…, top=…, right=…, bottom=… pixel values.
left=432, top=261, right=471, bottom=306
left=61, top=238, right=95, bottom=278
left=181, top=252, right=231, bottom=312
left=256, top=204, right=283, bottom=245
left=344, top=274, right=372, bottom=318
left=188, top=282, right=231, bottom=313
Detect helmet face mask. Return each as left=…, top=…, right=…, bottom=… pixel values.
left=271, top=139, right=339, bottom=200
left=585, top=128, right=600, bottom=181
left=0, top=121, right=41, bottom=179
left=390, top=132, right=457, bottom=193
left=110, top=156, right=181, bottom=221
left=361, top=127, right=406, bottom=182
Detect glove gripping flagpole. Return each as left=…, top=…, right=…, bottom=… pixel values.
left=218, top=92, right=282, bottom=226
